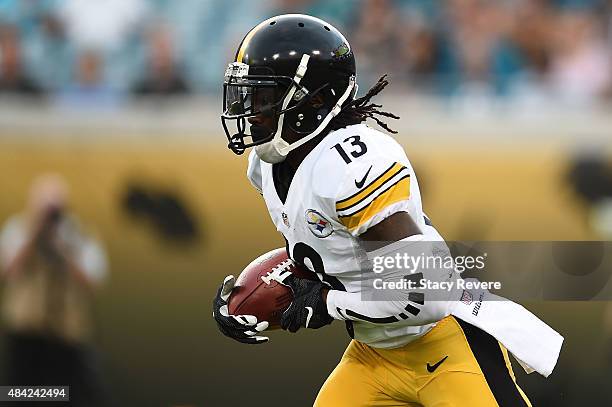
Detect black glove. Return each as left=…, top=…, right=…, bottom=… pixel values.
left=274, top=272, right=333, bottom=333
left=212, top=275, right=269, bottom=344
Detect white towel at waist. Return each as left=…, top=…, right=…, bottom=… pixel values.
left=450, top=280, right=564, bottom=377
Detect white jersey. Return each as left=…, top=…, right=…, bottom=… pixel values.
left=247, top=123, right=443, bottom=348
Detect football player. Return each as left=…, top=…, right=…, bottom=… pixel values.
left=213, top=14, right=561, bottom=406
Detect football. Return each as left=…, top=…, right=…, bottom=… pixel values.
left=228, top=247, right=316, bottom=329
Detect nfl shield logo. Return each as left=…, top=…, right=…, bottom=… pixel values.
left=461, top=290, right=473, bottom=305
left=282, top=212, right=290, bottom=227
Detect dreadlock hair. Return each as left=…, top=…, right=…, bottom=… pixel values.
left=328, top=74, right=400, bottom=134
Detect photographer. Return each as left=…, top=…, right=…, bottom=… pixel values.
left=0, top=174, right=107, bottom=406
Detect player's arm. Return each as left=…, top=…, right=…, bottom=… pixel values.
left=323, top=150, right=459, bottom=328
left=323, top=211, right=455, bottom=326
left=320, top=210, right=421, bottom=299
left=360, top=211, right=421, bottom=243
left=320, top=211, right=420, bottom=308
left=273, top=211, right=450, bottom=332
left=319, top=210, right=421, bottom=304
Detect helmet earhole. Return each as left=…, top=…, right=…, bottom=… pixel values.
left=296, top=122, right=301, bottom=127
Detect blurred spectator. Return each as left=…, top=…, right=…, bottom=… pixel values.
left=0, top=174, right=108, bottom=406
left=351, top=0, right=402, bottom=86
left=54, top=49, right=124, bottom=109
left=548, top=8, right=611, bottom=105
left=132, top=23, right=190, bottom=97
left=0, top=0, right=71, bottom=91
left=395, top=9, right=448, bottom=93
left=511, top=0, right=554, bottom=78
left=439, top=0, right=524, bottom=96
left=0, top=24, right=43, bottom=96
left=57, top=0, right=149, bottom=53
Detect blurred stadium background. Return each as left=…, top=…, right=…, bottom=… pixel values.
left=0, top=0, right=611, bottom=406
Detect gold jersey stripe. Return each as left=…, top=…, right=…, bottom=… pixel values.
left=339, top=176, right=410, bottom=231
left=236, top=19, right=270, bottom=62
left=336, top=163, right=405, bottom=211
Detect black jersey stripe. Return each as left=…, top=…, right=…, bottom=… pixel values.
left=456, top=318, right=530, bottom=407
left=344, top=309, right=400, bottom=324
left=404, top=303, right=421, bottom=316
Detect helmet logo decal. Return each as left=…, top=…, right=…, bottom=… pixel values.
left=333, top=43, right=349, bottom=57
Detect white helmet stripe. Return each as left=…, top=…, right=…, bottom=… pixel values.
left=273, top=54, right=310, bottom=152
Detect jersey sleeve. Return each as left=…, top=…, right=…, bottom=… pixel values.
left=333, top=137, right=416, bottom=236
left=246, top=150, right=263, bottom=194
left=326, top=235, right=456, bottom=326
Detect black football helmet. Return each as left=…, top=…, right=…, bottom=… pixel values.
left=221, top=14, right=357, bottom=163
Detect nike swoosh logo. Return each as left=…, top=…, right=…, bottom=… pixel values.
left=354, top=165, right=373, bottom=189
left=426, top=355, right=448, bottom=373
left=305, top=306, right=314, bottom=328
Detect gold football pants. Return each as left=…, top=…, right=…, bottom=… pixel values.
left=315, top=316, right=532, bottom=407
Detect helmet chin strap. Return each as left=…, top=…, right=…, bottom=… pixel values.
left=255, top=53, right=356, bottom=164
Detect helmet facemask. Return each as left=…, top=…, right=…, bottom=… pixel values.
left=222, top=55, right=356, bottom=163
left=221, top=61, right=310, bottom=155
